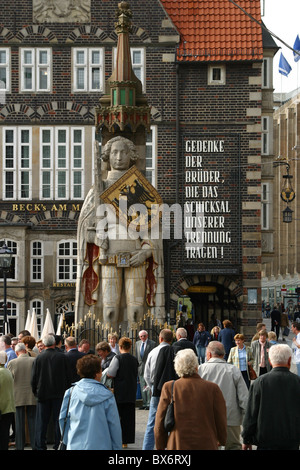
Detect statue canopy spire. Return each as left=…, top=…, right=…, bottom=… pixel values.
left=95, top=1, right=151, bottom=134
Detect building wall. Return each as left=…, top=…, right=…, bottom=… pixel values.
left=0, top=0, right=263, bottom=338
left=262, top=94, right=300, bottom=308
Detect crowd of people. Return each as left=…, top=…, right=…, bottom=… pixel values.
left=0, top=317, right=299, bottom=451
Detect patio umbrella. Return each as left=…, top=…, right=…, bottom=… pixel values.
left=41, top=309, right=55, bottom=338
left=56, top=314, right=63, bottom=335
left=24, top=310, right=31, bottom=332
left=29, top=308, right=39, bottom=341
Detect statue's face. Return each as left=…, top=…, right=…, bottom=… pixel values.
left=109, top=140, right=131, bottom=170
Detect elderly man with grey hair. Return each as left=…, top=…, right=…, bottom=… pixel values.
left=31, top=334, right=72, bottom=450
left=7, top=342, right=36, bottom=450
left=242, top=343, right=300, bottom=450
left=172, top=327, right=197, bottom=356
left=198, top=340, right=248, bottom=450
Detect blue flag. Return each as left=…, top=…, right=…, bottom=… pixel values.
left=293, top=35, right=300, bottom=62
left=279, top=53, right=292, bottom=76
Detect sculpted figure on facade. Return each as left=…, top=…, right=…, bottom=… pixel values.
left=33, top=0, right=91, bottom=23
left=75, top=136, right=164, bottom=329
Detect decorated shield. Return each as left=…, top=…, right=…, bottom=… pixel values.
left=100, top=165, right=163, bottom=233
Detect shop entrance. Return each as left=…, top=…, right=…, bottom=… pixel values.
left=177, top=283, right=239, bottom=333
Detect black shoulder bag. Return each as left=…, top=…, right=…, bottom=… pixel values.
left=164, top=380, right=175, bottom=432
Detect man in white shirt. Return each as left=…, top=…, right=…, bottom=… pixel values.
left=142, top=329, right=173, bottom=450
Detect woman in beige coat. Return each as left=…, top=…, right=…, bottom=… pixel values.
left=154, top=349, right=227, bottom=450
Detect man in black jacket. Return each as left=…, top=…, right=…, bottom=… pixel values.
left=64, top=336, right=86, bottom=382
left=172, top=327, right=197, bottom=356
left=31, top=334, right=72, bottom=450
left=271, top=304, right=281, bottom=340
left=242, top=343, right=300, bottom=450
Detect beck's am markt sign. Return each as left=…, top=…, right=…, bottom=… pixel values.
left=182, top=135, right=241, bottom=274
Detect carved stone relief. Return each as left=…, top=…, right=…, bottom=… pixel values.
left=33, top=0, right=91, bottom=23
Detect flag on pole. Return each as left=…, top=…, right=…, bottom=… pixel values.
left=279, top=53, right=292, bottom=76
left=293, top=35, right=300, bottom=62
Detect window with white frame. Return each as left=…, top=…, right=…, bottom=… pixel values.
left=57, top=240, right=77, bottom=282
left=146, top=125, right=157, bottom=187
left=261, top=182, right=270, bottom=230
left=31, top=241, right=44, bottom=282
left=40, top=127, right=85, bottom=200
left=262, top=57, right=272, bottom=89
left=262, top=116, right=270, bottom=155
left=0, top=300, right=18, bottom=335
left=208, top=64, right=226, bottom=85
left=113, top=47, right=145, bottom=89
left=3, top=127, right=32, bottom=200
left=0, top=240, right=18, bottom=280
left=29, top=299, right=43, bottom=338
left=40, top=128, right=53, bottom=199
left=73, top=48, right=104, bottom=92
left=131, top=48, right=145, bottom=87
left=20, top=48, right=51, bottom=92
left=0, top=48, right=10, bottom=93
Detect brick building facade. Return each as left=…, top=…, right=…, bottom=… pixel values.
left=0, top=1, right=273, bottom=339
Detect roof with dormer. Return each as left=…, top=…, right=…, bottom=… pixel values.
left=160, top=0, right=263, bottom=62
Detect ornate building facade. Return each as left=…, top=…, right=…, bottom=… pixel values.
left=0, top=1, right=276, bottom=339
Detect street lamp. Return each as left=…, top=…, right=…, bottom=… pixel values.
left=282, top=206, right=293, bottom=223
left=273, top=158, right=296, bottom=223
left=0, top=242, right=13, bottom=334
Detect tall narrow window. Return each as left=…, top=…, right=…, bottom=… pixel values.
left=21, top=49, right=34, bottom=91
left=40, top=128, right=53, bottom=199
left=0, top=48, right=10, bottom=93
left=131, top=48, right=145, bottom=87
left=3, top=128, right=16, bottom=199
left=261, top=183, right=270, bottom=230
left=145, top=125, right=157, bottom=187
left=37, top=49, right=50, bottom=91
left=262, top=57, right=272, bottom=89
left=71, top=128, right=84, bottom=199
left=55, top=128, right=69, bottom=199
left=31, top=241, right=44, bottom=282
left=262, top=116, right=270, bottom=155
left=19, top=128, right=32, bottom=199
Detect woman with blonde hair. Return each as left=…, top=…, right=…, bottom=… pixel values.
left=154, top=349, right=227, bottom=450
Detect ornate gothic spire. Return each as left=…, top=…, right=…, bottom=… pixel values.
left=96, top=2, right=151, bottom=133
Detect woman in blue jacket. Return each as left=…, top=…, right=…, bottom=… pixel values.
left=59, top=354, right=122, bottom=450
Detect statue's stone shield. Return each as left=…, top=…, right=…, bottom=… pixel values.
left=100, top=165, right=163, bottom=233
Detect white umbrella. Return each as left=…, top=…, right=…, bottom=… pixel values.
left=24, top=310, right=31, bottom=332
left=29, top=308, right=39, bottom=341
left=56, top=314, right=63, bottom=335
left=41, top=309, right=55, bottom=338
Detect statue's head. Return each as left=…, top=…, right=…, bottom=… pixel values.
left=101, top=136, right=139, bottom=171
